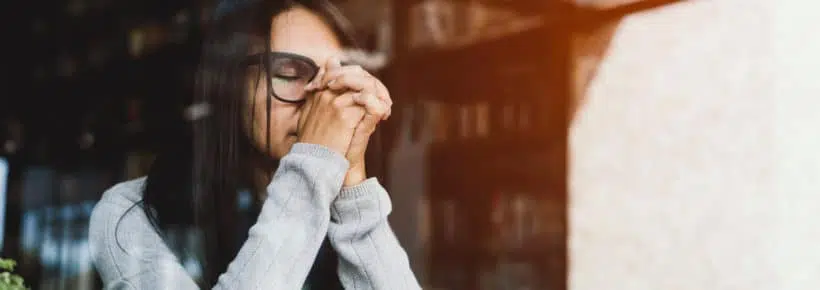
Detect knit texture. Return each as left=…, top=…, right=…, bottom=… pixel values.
left=89, top=143, right=420, bottom=289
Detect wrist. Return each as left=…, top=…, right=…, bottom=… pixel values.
left=296, top=134, right=351, bottom=157
left=343, top=163, right=367, bottom=187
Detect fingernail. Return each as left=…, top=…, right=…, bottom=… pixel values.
left=330, top=56, right=342, bottom=69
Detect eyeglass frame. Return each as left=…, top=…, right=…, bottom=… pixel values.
left=244, top=51, right=321, bottom=104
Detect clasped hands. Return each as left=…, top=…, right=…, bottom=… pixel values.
left=296, top=56, right=392, bottom=187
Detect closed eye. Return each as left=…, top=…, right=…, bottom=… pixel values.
left=273, top=74, right=301, bottom=81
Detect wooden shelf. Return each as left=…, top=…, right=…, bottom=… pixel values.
left=428, top=250, right=565, bottom=290
left=394, top=0, right=679, bottom=69
left=393, top=24, right=553, bottom=78
left=428, top=132, right=562, bottom=155
left=388, top=31, right=571, bottom=105
left=392, top=0, right=686, bottom=68
left=429, top=159, right=563, bottom=194
left=400, top=0, right=580, bottom=20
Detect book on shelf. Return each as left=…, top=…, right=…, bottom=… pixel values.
left=407, top=0, right=544, bottom=51
left=421, top=99, right=542, bottom=148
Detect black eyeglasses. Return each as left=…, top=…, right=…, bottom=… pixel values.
left=245, top=51, right=320, bottom=103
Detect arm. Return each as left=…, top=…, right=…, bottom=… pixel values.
left=328, top=178, right=422, bottom=290
left=89, top=143, right=348, bottom=289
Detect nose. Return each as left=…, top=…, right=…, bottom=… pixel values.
left=293, top=99, right=308, bottom=136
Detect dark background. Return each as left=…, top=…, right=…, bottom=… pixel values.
left=0, top=0, right=671, bottom=288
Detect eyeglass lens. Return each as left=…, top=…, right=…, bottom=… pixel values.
left=267, top=56, right=317, bottom=102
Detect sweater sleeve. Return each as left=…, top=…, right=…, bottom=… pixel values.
left=328, top=178, right=422, bottom=290
left=89, top=143, right=348, bottom=290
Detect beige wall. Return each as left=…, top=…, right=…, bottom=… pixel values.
left=570, top=0, right=820, bottom=289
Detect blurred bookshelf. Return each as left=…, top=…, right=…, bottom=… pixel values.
left=2, top=0, right=208, bottom=289
left=386, top=0, right=572, bottom=289
left=382, top=0, right=687, bottom=288
left=0, top=0, right=685, bottom=289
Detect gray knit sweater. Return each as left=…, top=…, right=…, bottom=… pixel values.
left=88, top=143, right=421, bottom=289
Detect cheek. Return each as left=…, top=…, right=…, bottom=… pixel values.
left=245, top=101, right=299, bottom=158
left=249, top=98, right=298, bottom=140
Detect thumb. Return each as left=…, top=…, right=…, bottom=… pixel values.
left=350, top=111, right=380, bottom=151
left=347, top=114, right=377, bottom=159
left=351, top=112, right=380, bottom=143
left=297, top=92, right=316, bottom=137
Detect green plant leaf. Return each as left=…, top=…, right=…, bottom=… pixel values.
left=0, top=258, right=28, bottom=290
left=0, top=259, right=15, bottom=272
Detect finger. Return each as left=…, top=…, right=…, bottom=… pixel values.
left=347, top=115, right=376, bottom=159
left=316, top=86, right=337, bottom=105
left=326, top=66, right=391, bottom=118
left=322, top=64, right=392, bottom=117
left=351, top=104, right=383, bottom=143
left=321, top=56, right=343, bottom=86
left=352, top=93, right=388, bottom=121
left=359, top=112, right=381, bottom=135
left=330, top=91, right=359, bottom=108
left=327, top=73, right=377, bottom=94
left=304, top=67, right=326, bottom=91
left=324, top=65, right=368, bottom=85
left=326, top=74, right=391, bottom=119
left=329, top=56, right=343, bottom=71
left=374, top=80, right=393, bottom=119
left=374, top=80, right=392, bottom=107
left=337, top=92, right=367, bottom=127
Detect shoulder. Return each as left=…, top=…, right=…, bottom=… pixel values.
left=89, top=177, right=149, bottom=239
left=98, top=177, right=148, bottom=208
left=88, top=177, right=152, bottom=281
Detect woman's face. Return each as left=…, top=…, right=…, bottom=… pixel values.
left=245, top=6, right=344, bottom=159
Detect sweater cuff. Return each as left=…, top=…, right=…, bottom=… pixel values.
left=282, top=143, right=350, bottom=193
left=339, top=177, right=384, bottom=200
left=332, top=177, right=393, bottom=223
left=289, top=143, right=349, bottom=168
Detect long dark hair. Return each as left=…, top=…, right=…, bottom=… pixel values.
left=137, top=0, right=359, bottom=287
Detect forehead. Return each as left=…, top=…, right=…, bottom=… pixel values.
left=269, top=6, right=343, bottom=66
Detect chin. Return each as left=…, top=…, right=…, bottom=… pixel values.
left=276, top=137, right=298, bottom=157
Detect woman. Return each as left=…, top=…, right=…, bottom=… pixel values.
left=89, top=0, right=420, bottom=289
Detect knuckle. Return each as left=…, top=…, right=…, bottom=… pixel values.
left=373, top=79, right=386, bottom=93
left=344, top=112, right=362, bottom=126
left=332, top=95, right=349, bottom=109
left=370, top=106, right=385, bottom=116
left=350, top=65, right=366, bottom=74
left=331, top=98, right=344, bottom=109
left=328, top=75, right=347, bottom=87
left=320, top=91, right=336, bottom=102
left=338, top=74, right=353, bottom=84
left=376, top=107, right=388, bottom=116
